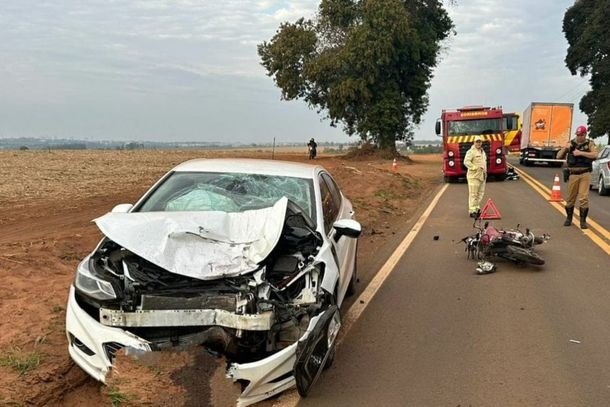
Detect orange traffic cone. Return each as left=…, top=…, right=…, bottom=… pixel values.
left=392, top=158, right=397, bottom=171
left=549, top=174, right=563, bottom=202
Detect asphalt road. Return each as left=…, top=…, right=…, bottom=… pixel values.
left=295, top=173, right=610, bottom=407
left=509, top=157, right=610, bottom=232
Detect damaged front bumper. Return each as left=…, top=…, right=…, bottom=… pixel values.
left=99, top=308, right=274, bottom=330
left=66, top=285, right=337, bottom=407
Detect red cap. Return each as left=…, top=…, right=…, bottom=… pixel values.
left=575, top=125, right=587, bottom=135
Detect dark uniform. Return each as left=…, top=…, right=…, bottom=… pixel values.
left=307, top=138, right=317, bottom=159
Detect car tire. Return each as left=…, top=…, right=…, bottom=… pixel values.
left=345, top=245, right=358, bottom=297
left=599, top=176, right=609, bottom=196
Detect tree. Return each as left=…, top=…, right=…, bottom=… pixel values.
left=563, top=0, right=610, bottom=144
left=258, top=0, right=453, bottom=152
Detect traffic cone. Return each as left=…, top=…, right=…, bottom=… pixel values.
left=549, top=174, right=563, bottom=202
left=392, top=158, right=397, bottom=171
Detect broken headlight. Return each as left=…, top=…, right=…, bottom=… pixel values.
left=75, top=257, right=117, bottom=300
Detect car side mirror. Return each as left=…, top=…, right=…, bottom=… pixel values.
left=111, top=203, right=133, bottom=213
left=333, top=219, right=362, bottom=241
left=435, top=119, right=441, bottom=136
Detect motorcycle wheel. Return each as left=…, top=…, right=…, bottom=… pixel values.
left=506, top=245, right=545, bottom=265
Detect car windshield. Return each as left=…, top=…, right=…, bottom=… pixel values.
left=448, top=118, right=502, bottom=135
left=136, top=171, right=316, bottom=219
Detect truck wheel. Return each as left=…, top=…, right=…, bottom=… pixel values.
left=599, top=176, right=609, bottom=196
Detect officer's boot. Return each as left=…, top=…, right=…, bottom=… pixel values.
left=563, top=206, right=574, bottom=226
left=580, top=207, right=589, bottom=229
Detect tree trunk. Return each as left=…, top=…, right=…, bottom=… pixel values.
left=377, top=133, right=397, bottom=155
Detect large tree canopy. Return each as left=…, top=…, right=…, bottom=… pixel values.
left=258, top=0, right=453, bottom=151
left=564, top=0, right=610, bottom=143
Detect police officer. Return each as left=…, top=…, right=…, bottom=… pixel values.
left=464, top=135, right=487, bottom=217
left=556, top=125, right=598, bottom=228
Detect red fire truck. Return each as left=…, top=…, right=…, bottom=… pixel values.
left=435, top=105, right=507, bottom=182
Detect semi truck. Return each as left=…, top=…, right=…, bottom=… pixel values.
left=519, top=102, right=573, bottom=167
left=435, top=105, right=507, bottom=182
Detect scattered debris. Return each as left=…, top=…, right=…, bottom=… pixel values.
left=505, top=167, right=520, bottom=181
left=569, top=339, right=581, bottom=344
left=476, top=261, right=497, bottom=275
left=433, top=235, right=439, bottom=241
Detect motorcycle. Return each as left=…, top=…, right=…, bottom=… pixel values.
left=308, top=145, right=317, bottom=159
left=461, top=221, right=550, bottom=273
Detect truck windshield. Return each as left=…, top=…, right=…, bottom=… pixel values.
left=448, top=118, right=502, bottom=135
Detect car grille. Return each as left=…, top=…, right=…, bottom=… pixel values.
left=140, top=294, right=237, bottom=311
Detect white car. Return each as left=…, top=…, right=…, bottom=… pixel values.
left=66, top=158, right=361, bottom=406
left=591, top=144, right=610, bottom=196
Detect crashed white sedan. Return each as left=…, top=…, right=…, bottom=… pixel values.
left=66, top=158, right=361, bottom=406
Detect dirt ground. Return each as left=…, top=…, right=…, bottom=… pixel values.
left=0, top=148, right=442, bottom=406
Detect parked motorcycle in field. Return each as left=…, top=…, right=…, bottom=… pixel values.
left=461, top=221, right=550, bottom=273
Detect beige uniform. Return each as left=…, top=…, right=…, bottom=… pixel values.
left=464, top=145, right=487, bottom=213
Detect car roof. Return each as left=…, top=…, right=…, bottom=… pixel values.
left=172, top=158, right=324, bottom=179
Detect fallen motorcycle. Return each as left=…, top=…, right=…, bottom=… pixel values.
left=461, top=221, right=550, bottom=273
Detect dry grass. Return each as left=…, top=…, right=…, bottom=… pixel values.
left=0, top=149, right=311, bottom=208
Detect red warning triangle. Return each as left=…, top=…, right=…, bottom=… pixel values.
left=479, top=198, right=502, bottom=220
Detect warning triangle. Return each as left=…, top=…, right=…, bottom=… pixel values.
left=479, top=198, right=502, bottom=220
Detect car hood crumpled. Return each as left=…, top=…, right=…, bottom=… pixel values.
left=94, top=197, right=288, bottom=280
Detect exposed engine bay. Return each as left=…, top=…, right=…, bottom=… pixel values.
left=73, top=198, right=333, bottom=364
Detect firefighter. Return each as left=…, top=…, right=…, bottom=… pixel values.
left=556, top=125, right=598, bottom=228
left=464, top=135, right=487, bottom=217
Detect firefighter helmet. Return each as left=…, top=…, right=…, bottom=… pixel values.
left=575, top=125, right=587, bottom=136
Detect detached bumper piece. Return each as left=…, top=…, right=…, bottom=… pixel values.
left=99, top=308, right=274, bottom=331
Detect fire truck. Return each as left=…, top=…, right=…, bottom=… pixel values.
left=435, top=106, right=507, bottom=182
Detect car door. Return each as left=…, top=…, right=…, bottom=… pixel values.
left=318, top=172, right=356, bottom=304
left=592, top=146, right=609, bottom=187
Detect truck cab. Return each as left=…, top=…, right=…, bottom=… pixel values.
left=436, top=106, right=507, bottom=182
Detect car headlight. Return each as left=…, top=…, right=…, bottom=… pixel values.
left=496, top=158, right=502, bottom=165
left=448, top=160, right=455, bottom=167
left=448, top=151, right=454, bottom=157
left=75, top=258, right=117, bottom=300
left=496, top=148, right=502, bottom=155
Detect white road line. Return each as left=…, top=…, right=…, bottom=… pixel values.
left=273, top=183, right=449, bottom=407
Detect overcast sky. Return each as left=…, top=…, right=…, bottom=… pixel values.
left=0, top=0, right=589, bottom=143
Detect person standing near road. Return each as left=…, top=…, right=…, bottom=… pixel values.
left=307, top=138, right=317, bottom=159
left=556, top=125, right=598, bottom=228
left=464, top=135, right=487, bottom=217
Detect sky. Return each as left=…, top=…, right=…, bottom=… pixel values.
left=0, top=0, right=589, bottom=144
